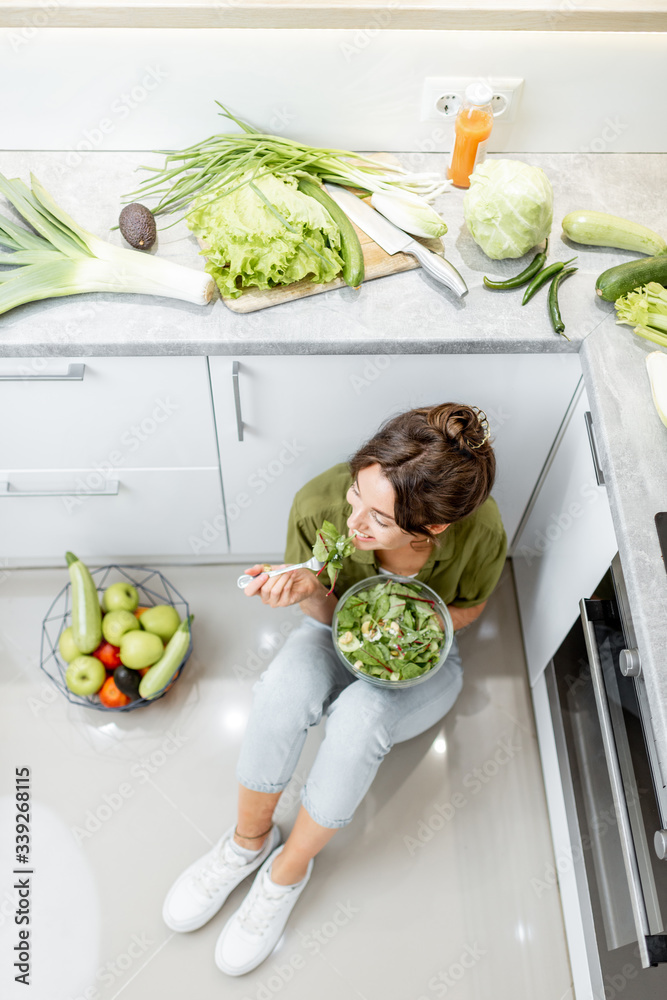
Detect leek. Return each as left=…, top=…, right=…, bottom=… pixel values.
left=615, top=282, right=667, bottom=348
left=0, top=172, right=214, bottom=317
left=124, top=103, right=450, bottom=227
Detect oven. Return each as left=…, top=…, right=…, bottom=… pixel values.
left=545, top=552, right=667, bottom=997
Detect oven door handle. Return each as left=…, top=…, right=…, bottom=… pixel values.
left=580, top=598, right=652, bottom=968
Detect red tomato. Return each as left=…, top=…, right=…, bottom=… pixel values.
left=93, top=642, right=122, bottom=669
left=134, top=606, right=150, bottom=618
left=99, top=676, right=130, bottom=708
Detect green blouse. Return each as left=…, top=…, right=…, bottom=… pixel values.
left=284, top=463, right=507, bottom=607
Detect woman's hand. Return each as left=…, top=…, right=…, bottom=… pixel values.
left=242, top=564, right=327, bottom=608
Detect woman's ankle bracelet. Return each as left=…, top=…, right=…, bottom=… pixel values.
left=234, top=823, right=273, bottom=841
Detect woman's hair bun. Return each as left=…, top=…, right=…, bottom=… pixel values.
left=427, top=403, right=490, bottom=453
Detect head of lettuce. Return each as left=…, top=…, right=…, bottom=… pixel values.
left=187, top=172, right=344, bottom=298
left=463, top=159, right=553, bottom=260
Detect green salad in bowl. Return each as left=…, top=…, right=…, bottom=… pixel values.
left=332, top=576, right=454, bottom=688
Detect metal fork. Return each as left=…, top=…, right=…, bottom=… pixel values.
left=237, top=556, right=324, bottom=589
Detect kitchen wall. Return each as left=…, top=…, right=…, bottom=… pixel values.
left=2, top=27, right=666, bottom=153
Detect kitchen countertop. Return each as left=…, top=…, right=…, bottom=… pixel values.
left=2, top=151, right=663, bottom=358
left=580, top=321, right=667, bottom=783
left=2, top=148, right=667, bottom=777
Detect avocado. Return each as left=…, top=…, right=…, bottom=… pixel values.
left=113, top=665, right=142, bottom=700
left=118, top=203, right=157, bottom=250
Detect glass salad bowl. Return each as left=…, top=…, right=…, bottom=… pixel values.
left=332, top=575, right=454, bottom=689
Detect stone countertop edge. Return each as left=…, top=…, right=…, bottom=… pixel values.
left=580, top=317, right=667, bottom=783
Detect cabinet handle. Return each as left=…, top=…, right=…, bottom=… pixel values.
left=584, top=410, right=605, bottom=486
left=0, top=363, right=86, bottom=381
left=232, top=361, right=244, bottom=442
left=0, top=479, right=119, bottom=498
left=580, top=598, right=651, bottom=968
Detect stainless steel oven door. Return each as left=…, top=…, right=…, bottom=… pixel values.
left=579, top=597, right=667, bottom=969
left=550, top=584, right=667, bottom=993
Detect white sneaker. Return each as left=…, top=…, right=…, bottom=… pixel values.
left=215, top=844, right=313, bottom=976
left=162, top=824, right=282, bottom=932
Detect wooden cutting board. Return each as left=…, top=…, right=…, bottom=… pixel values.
left=196, top=198, right=445, bottom=315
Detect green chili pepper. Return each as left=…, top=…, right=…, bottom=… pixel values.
left=483, top=239, right=549, bottom=290
left=548, top=266, right=578, bottom=339
left=521, top=256, right=577, bottom=305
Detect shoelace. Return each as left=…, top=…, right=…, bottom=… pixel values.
left=238, top=872, right=294, bottom=934
left=192, top=838, right=250, bottom=900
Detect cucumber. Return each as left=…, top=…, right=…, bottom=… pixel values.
left=563, top=211, right=667, bottom=256
left=595, top=255, right=667, bottom=301
left=65, top=551, right=102, bottom=654
left=297, top=178, right=365, bottom=288
left=139, top=615, right=193, bottom=700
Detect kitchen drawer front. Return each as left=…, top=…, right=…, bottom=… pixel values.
left=0, top=356, right=219, bottom=471
left=512, top=386, right=617, bottom=685
left=210, top=354, right=582, bottom=556
left=0, top=469, right=228, bottom=560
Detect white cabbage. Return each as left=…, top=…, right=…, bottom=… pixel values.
left=463, top=159, right=553, bottom=259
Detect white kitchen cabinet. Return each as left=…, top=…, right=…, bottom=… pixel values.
left=209, top=354, right=582, bottom=557
left=0, top=469, right=227, bottom=560
left=0, top=356, right=219, bottom=471
left=512, top=384, right=618, bottom=685
left=0, top=356, right=228, bottom=562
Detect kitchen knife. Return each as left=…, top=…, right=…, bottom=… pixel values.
left=324, top=183, right=468, bottom=298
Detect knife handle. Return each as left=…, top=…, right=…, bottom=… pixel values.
left=407, top=242, right=468, bottom=298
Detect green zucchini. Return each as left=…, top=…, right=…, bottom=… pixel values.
left=139, top=615, right=193, bottom=700
left=563, top=211, right=667, bottom=256
left=65, top=551, right=102, bottom=654
left=595, top=255, right=667, bottom=301
left=297, top=178, right=365, bottom=288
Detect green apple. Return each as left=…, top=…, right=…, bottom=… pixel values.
left=65, top=655, right=106, bottom=696
left=139, top=605, right=181, bottom=643
left=119, top=630, right=164, bottom=670
left=102, top=609, right=140, bottom=646
left=58, top=626, right=82, bottom=663
left=103, top=581, right=139, bottom=613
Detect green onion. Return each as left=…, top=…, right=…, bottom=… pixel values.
left=124, top=102, right=450, bottom=227
left=0, top=172, right=215, bottom=317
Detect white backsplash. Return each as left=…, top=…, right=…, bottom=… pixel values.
left=1, top=27, right=666, bottom=153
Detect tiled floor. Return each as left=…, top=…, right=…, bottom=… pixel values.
left=0, top=563, right=572, bottom=1000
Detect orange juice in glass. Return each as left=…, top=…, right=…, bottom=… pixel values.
left=448, top=82, right=494, bottom=189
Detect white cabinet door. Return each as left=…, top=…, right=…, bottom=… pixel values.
left=512, top=385, right=618, bottom=685
left=0, top=469, right=227, bottom=561
left=210, top=354, right=581, bottom=556
left=0, top=356, right=219, bottom=470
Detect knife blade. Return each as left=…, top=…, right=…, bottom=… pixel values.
left=324, top=183, right=468, bottom=297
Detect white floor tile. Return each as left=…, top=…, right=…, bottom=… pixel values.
left=0, top=563, right=572, bottom=999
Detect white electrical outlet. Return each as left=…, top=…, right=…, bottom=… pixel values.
left=421, top=77, right=524, bottom=124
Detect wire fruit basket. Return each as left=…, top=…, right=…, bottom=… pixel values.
left=40, top=564, right=192, bottom=713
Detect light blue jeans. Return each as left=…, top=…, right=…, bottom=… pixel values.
left=236, top=616, right=464, bottom=829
